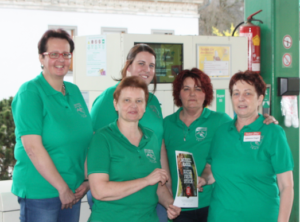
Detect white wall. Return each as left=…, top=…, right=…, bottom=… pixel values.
left=0, top=8, right=198, bottom=100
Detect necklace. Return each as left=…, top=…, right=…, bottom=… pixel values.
left=180, top=111, right=188, bottom=141
left=62, top=83, right=65, bottom=95
left=182, top=123, right=187, bottom=141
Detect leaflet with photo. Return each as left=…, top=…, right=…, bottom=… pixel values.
left=173, top=151, right=198, bottom=208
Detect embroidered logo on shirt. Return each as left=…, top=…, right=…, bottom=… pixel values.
left=144, top=149, right=157, bottom=163
left=74, top=103, right=87, bottom=118
left=250, top=136, right=264, bottom=149
left=195, top=127, right=207, bottom=141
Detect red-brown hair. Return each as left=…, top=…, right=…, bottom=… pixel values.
left=119, top=44, right=157, bottom=93
left=173, top=68, right=213, bottom=107
left=113, top=76, right=149, bottom=105
left=229, top=70, right=266, bottom=97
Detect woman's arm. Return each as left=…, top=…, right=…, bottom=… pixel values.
left=198, top=163, right=215, bottom=190
left=277, top=171, right=294, bottom=222
left=22, top=135, right=75, bottom=209
left=89, top=168, right=168, bottom=201
left=160, top=140, right=172, bottom=194
left=157, top=184, right=181, bottom=219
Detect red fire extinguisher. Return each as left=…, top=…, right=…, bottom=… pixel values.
left=232, top=10, right=263, bottom=73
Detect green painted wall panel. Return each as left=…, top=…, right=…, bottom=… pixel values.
left=245, top=0, right=299, bottom=221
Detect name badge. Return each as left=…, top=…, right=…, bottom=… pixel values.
left=243, top=132, right=261, bottom=142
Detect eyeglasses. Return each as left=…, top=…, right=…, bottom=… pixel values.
left=43, top=52, right=72, bottom=59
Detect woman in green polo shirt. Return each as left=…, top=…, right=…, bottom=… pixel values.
left=199, top=71, right=294, bottom=222
left=87, top=44, right=169, bottom=221
left=11, top=29, right=93, bottom=222
left=163, top=68, right=278, bottom=222
left=87, top=76, right=181, bottom=222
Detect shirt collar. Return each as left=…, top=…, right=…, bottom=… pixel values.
left=109, top=119, right=150, bottom=141
left=37, top=72, right=70, bottom=96
left=228, top=113, right=264, bottom=131
left=175, top=107, right=211, bottom=124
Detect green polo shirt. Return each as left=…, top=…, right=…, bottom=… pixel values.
left=11, top=73, right=93, bottom=199
left=87, top=121, right=161, bottom=222
left=163, top=107, right=231, bottom=210
left=207, top=114, right=294, bottom=222
left=90, top=83, right=163, bottom=146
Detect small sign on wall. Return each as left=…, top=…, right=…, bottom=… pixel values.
left=216, top=89, right=225, bottom=113
left=86, top=35, right=107, bottom=76
left=283, top=35, right=292, bottom=49
left=197, top=45, right=231, bottom=78
left=282, top=53, right=292, bottom=68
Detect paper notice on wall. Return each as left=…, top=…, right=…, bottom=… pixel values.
left=173, top=151, right=198, bottom=208
left=197, top=45, right=231, bottom=78
left=86, top=35, right=107, bottom=76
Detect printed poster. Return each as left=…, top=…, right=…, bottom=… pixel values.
left=86, top=35, right=106, bottom=76
left=173, top=151, right=198, bottom=208
left=197, top=45, right=231, bottom=78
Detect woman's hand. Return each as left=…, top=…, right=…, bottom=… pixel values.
left=167, top=204, right=181, bottom=219
left=58, top=186, right=76, bottom=209
left=263, top=113, right=279, bottom=125
left=74, top=181, right=90, bottom=203
left=145, top=168, right=169, bottom=186
left=197, top=177, right=206, bottom=192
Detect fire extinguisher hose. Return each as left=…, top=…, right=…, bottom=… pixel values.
left=232, top=22, right=244, bottom=36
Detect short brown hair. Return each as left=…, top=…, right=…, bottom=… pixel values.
left=173, top=68, right=213, bottom=108
left=38, top=29, right=74, bottom=56
left=120, top=44, right=157, bottom=92
left=229, top=70, right=266, bottom=97
left=113, top=76, right=149, bottom=105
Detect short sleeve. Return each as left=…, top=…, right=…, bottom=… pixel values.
left=90, top=88, right=118, bottom=132
left=153, top=134, right=162, bottom=169
left=151, top=94, right=163, bottom=119
left=206, top=112, right=231, bottom=165
left=12, top=90, right=43, bottom=137
left=87, top=131, right=111, bottom=175
left=163, top=116, right=171, bottom=147
left=270, top=127, right=294, bottom=174
left=163, top=119, right=167, bottom=141
left=206, top=127, right=220, bottom=165
left=206, top=138, right=214, bottom=165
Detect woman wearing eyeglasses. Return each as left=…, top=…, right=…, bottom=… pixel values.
left=11, top=29, right=93, bottom=222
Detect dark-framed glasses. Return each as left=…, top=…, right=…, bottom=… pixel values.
left=43, top=52, right=72, bottom=59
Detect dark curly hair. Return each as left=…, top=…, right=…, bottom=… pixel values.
left=173, top=68, right=213, bottom=108
left=229, top=70, right=266, bottom=97
left=38, top=29, right=74, bottom=56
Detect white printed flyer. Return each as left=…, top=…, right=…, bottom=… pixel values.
left=173, top=151, right=198, bottom=208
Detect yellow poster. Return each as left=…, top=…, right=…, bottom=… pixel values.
left=197, top=45, right=231, bottom=78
